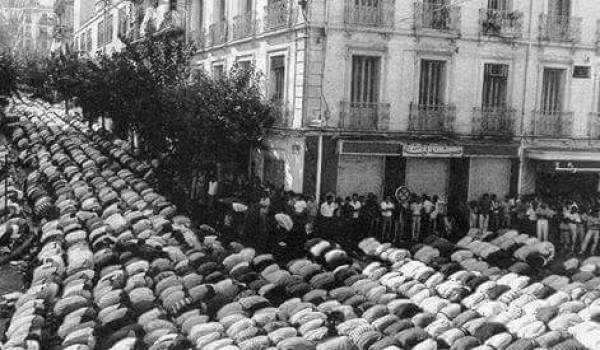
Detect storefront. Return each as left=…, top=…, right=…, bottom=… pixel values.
left=335, top=140, right=403, bottom=198
left=403, top=144, right=463, bottom=198
left=522, top=148, right=600, bottom=196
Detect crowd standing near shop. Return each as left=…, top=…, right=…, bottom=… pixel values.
left=199, top=176, right=600, bottom=260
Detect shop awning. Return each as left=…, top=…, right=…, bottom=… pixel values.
left=526, top=149, right=600, bottom=162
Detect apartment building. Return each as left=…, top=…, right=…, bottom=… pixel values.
left=72, top=0, right=133, bottom=56
left=0, top=0, right=56, bottom=54
left=51, top=0, right=75, bottom=52
left=185, top=0, right=600, bottom=202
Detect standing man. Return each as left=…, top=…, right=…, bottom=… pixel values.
left=207, top=172, right=218, bottom=208
left=350, top=193, right=362, bottom=243
left=411, top=196, right=423, bottom=242
left=319, top=194, right=338, bottom=238
left=380, top=195, right=395, bottom=241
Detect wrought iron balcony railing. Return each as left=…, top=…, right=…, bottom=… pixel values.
left=539, top=14, right=582, bottom=43
left=530, top=110, right=574, bottom=138
left=157, top=9, right=186, bottom=33
left=208, top=20, right=228, bottom=46
left=409, top=102, right=455, bottom=134
left=339, top=101, right=391, bottom=131
left=190, top=29, right=205, bottom=50
left=233, top=11, right=257, bottom=40
left=263, top=0, right=298, bottom=32
left=472, top=106, right=517, bottom=136
left=344, top=0, right=394, bottom=28
left=414, top=1, right=461, bottom=33
left=272, top=102, right=293, bottom=128
left=588, top=112, right=600, bottom=139
left=479, top=8, right=523, bottom=38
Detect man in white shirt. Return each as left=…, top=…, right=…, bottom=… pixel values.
left=350, top=193, right=362, bottom=220
left=207, top=172, right=218, bottom=208
left=319, top=195, right=338, bottom=237
left=380, top=196, right=395, bottom=241
left=294, top=194, right=307, bottom=214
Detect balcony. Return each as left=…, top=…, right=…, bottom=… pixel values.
left=472, top=106, right=517, bottom=136
left=344, top=0, right=394, bottom=29
left=208, top=20, right=228, bottom=46
left=156, top=10, right=186, bottom=34
left=272, top=103, right=292, bottom=128
left=530, top=111, right=574, bottom=138
left=539, top=14, right=581, bottom=43
left=339, top=101, right=390, bottom=131
left=479, top=9, right=523, bottom=38
left=233, top=11, right=257, bottom=40
left=190, top=29, right=205, bottom=50
left=588, top=113, right=600, bottom=139
left=263, top=0, right=298, bottom=32
left=414, top=1, right=461, bottom=34
left=409, top=103, right=455, bottom=134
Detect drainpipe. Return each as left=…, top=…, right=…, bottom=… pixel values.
left=315, top=133, right=323, bottom=202
left=517, top=0, right=535, bottom=195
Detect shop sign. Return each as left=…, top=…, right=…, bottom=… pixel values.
left=403, top=144, right=463, bottom=158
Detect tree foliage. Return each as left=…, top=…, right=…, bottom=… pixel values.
left=11, top=37, right=276, bottom=184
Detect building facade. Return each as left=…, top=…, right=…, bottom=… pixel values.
left=187, top=0, right=600, bottom=202
left=72, top=0, right=132, bottom=56
left=51, top=0, right=74, bottom=52
left=0, top=0, right=56, bottom=54
left=72, top=0, right=187, bottom=56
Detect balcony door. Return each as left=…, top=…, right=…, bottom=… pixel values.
left=423, top=0, right=449, bottom=30
left=348, top=55, right=381, bottom=129
left=269, top=56, right=285, bottom=103
left=541, top=68, right=564, bottom=113
left=549, top=0, right=570, bottom=17
left=487, top=0, right=509, bottom=11
left=418, top=59, right=446, bottom=107
left=241, top=0, right=253, bottom=13
left=351, top=55, right=380, bottom=104
left=482, top=63, right=508, bottom=109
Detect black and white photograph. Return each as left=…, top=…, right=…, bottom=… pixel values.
left=2, top=1, right=600, bottom=350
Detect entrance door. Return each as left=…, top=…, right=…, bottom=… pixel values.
left=448, top=158, right=469, bottom=208
left=263, top=157, right=285, bottom=190
left=384, top=156, right=406, bottom=197
left=535, top=170, right=598, bottom=198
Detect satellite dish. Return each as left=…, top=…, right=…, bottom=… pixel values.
left=395, top=186, right=410, bottom=203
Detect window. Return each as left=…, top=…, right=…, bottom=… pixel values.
left=549, top=0, right=570, bottom=17
left=482, top=64, right=509, bottom=108
left=418, top=59, right=446, bottom=106
left=541, top=68, right=565, bottom=113
left=118, top=8, right=128, bottom=36
left=86, top=28, right=92, bottom=51
left=269, top=56, right=285, bottom=102
left=217, top=0, right=226, bottom=21
left=213, top=64, right=224, bottom=79
left=350, top=55, right=380, bottom=103
left=242, top=0, right=253, bottom=13
left=80, top=33, right=84, bottom=51
left=107, top=14, right=113, bottom=43
left=423, top=0, right=450, bottom=30
left=98, top=20, right=104, bottom=45
left=237, top=60, right=252, bottom=71
left=487, top=0, right=509, bottom=11
left=170, top=0, right=177, bottom=11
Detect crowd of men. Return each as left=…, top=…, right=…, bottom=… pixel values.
left=186, top=172, right=600, bottom=259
